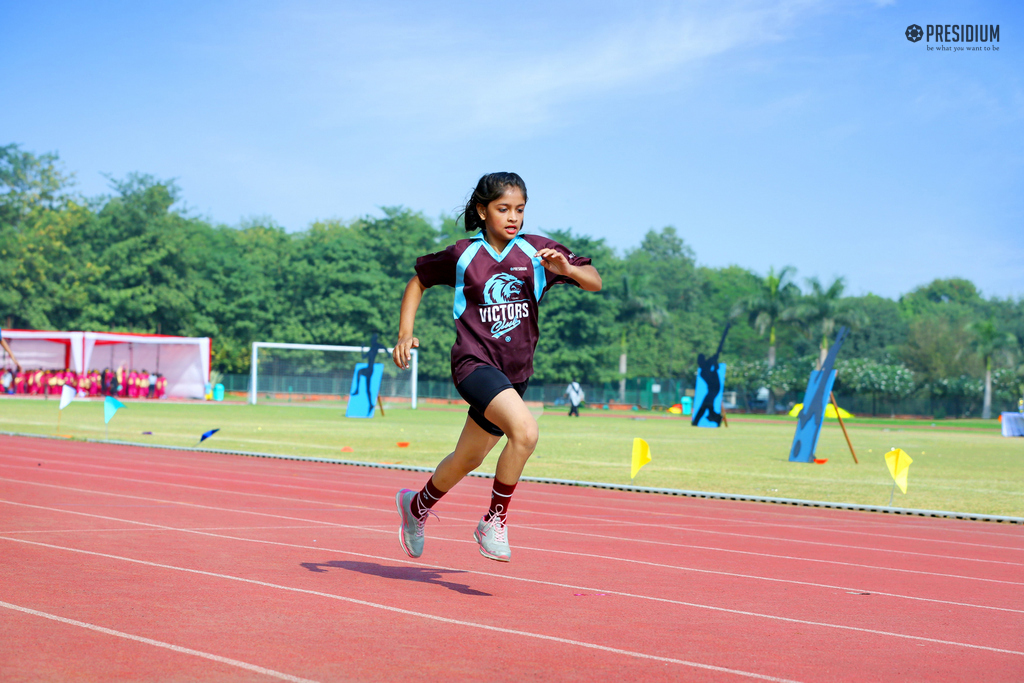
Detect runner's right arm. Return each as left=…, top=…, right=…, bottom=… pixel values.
left=393, top=275, right=426, bottom=370
left=0, top=338, right=21, bottom=373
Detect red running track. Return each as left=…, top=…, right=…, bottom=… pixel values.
left=0, top=435, right=1021, bottom=682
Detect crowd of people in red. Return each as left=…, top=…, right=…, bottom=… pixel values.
left=0, top=367, right=168, bottom=398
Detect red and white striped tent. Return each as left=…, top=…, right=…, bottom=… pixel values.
left=0, top=330, right=85, bottom=373
left=1, top=330, right=211, bottom=399
left=83, top=332, right=211, bottom=399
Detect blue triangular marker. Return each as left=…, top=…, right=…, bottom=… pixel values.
left=104, top=396, right=125, bottom=424
left=199, top=428, right=220, bottom=443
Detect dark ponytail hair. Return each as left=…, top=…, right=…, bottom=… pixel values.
left=460, top=172, right=528, bottom=233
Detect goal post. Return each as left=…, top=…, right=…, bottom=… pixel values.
left=248, top=342, right=417, bottom=408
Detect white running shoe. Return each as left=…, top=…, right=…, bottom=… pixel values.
left=396, top=489, right=433, bottom=558
left=474, top=514, right=511, bottom=562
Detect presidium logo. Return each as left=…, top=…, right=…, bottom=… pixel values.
left=906, top=23, right=1001, bottom=50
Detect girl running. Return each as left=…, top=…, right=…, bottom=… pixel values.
left=392, top=172, right=602, bottom=562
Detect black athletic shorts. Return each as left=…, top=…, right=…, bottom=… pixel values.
left=455, top=366, right=529, bottom=437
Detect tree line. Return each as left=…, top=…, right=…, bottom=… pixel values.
left=2, top=144, right=1022, bottom=417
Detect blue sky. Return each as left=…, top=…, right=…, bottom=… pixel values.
left=2, top=0, right=1021, bottom=300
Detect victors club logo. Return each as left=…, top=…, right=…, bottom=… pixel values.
left=479, top=273, right=529, bottom=339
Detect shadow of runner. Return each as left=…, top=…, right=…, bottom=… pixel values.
left=300, top=560, right=491, bottom=597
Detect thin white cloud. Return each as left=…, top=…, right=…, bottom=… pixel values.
left=220, top=1, right=822, bottom=139
left=385, top=3, right=811, bottom=134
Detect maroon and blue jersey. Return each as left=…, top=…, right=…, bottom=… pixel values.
left=415, top=231, right=592, bottom=384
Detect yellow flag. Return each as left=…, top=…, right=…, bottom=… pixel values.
left=631, top=438, right=651, bottom=479
left=884, top=448, right=913, bottom=494
left=788, top=403, right=853, bottom=418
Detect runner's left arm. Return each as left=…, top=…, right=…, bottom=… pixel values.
left=535, top=248, right=602, bottom=292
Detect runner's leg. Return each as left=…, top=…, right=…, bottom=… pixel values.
left=397, top=416, right=501, bottom=558
left=482, top=388, right=538, bottom=500
left=470, top=389, right=537, bottom=561
left=430, top=417, right=502, bottom=490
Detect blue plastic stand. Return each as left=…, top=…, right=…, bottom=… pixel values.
left=692, top=363, right=726, bottom=428
left=789, top=326, right=849, bottom=463
left=788, top=369, right=838, bottom=462
left=346, top=363, right=384, bottom=418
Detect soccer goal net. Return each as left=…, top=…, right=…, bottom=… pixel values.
left=248, top=342, right=417, bottom=407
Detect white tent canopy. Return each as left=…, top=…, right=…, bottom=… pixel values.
left=0, top=329, right=211, bottom=399
left=83, top=332, right=211, bottom=399
left=0, top=330, right=85, bottom=373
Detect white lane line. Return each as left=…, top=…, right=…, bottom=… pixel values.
left=510, top=521, right=1024, bottom=568
left=507, top=508, right=1024, bottom=566
left=0, top=527, right=155, bottom=534
left=0, top=464, right=383, bottom=514
left=8, top=449, right=1022, bottom=547
left=501, top=499, right=1024, bottom=551
left=483, top=520, right=1024, bottom=585
left=0, top=525, right=330, bottom=535
left=3, top=464, right=1018, bottom=568
left=0, top=599, right=320, bottom=683
left=3, top=497, right=1022, bottom=620
left=3, top=532, right=1023, bottom=660
left=20, top=454, right=1022, bottom=551
left=505, top=540, right=1024, bottom=615
left=421, top=478, right=1024, bottom=538
left=0, top=537, right=804, bottom=682
left=2, top=476, right=1020, bottom=588
left=11, top=444, right=1022, bottom=543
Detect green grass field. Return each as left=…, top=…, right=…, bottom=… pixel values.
left=2, top=397, right=1021, bottom=517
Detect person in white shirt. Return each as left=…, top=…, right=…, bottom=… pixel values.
left=565, top=381, right=583, bottom=417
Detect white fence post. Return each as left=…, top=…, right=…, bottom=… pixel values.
left=249, top=343, right=259, bottom=405
left=410, top=349, right=418, bottom=410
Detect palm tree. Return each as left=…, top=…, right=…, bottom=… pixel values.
left=967, top=319, right=1016, bottom=419
left=785, top=276, right=867, bottom=369
left=732, top=266, right=799, bottom=368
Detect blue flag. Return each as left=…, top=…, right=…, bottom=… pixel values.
left=199, top=428, right=220, bottom=443
left=104, top=396, right=125, bottom=424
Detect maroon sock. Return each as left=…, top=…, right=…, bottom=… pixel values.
left=484, top=479, right=517, bottom=522
left=410, top=477, right=446, bottom=519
